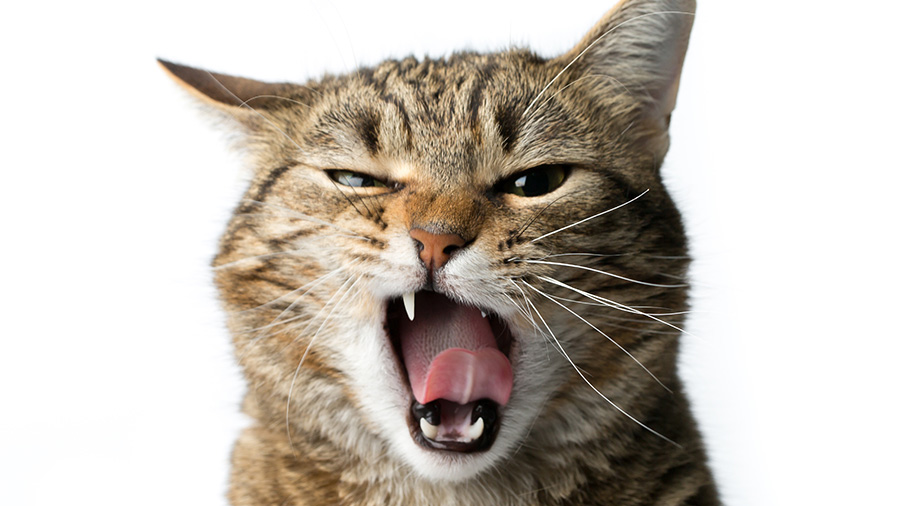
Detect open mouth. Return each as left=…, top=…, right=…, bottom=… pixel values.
left=386, top=291, right=513, bottom=453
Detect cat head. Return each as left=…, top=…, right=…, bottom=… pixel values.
left=163, top=0, right=695, bottom=483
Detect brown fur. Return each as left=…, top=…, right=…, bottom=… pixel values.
left=162, top=1, right=718, bottom=504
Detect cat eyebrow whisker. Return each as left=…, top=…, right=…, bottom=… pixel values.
left=523, top=10, right=695, bottom=121
left=527, top=75, right=592, bottom=119
left=515, top=259, right=686, bottom=288
left=521, top=281, right=671, bottom=393
left=202, top=71, right=306, bottom=153
left=529, top=73, right=631, bottom=119
left=241, top=94, right=313, bottom=109
left=530, top=189, right=649, bottom=243
left=518, top=283, right=678, bottom=446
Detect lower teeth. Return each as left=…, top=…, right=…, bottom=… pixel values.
left=420, top=417, right=439, bottom=440
left=466, top=417, right=485, bottom=440
left=412, top=399, right=498, bottom=444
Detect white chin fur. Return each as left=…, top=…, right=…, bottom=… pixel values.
left=341, top=316, right=512, bottom=482
left=396, top=437, right=498, bottom=482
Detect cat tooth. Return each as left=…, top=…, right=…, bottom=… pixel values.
left=402, top=292, right=415, bottom=321
left=467, top=417, right=485, bottom=441
left=419, top=417, right=438, bottom=440
left=481, top=310, right=487, bottom=318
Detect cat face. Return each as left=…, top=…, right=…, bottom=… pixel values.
left=163, top=0, right=695, bottom=484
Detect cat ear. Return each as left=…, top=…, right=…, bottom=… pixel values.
left=560, top=0, right=695, bottom=123
left=158, top=59, right=293, bottom=126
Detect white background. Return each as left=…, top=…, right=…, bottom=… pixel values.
left=2, top=1, right=898, bottom=505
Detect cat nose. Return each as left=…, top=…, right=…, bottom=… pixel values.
left=409, top=228, right=466, bottom=272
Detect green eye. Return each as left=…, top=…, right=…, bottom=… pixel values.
left=498, top=164, right=568, bottom=197
left=328, top=170, right=388, bottom=188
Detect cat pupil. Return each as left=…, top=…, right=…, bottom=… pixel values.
left=502, top=165, right=566, bottom=197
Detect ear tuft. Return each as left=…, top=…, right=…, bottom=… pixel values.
left=157, top=59, right=292, bottom=112
left=561, top=0, right=696, bottom=121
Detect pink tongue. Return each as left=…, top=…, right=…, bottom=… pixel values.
left=398, top=292, right=512, bottom=406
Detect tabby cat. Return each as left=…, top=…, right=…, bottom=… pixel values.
left=161, top=0, right=718, bottom=503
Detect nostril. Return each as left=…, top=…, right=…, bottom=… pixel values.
left=409, top=228, right=467, bottom=271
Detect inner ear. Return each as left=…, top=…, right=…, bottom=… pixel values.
left=158, top=59, right=292, bottom=111
left=558, top=0, right=696, bottom=119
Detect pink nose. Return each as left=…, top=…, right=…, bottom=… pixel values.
left=409, top=228, right=466, bottom=272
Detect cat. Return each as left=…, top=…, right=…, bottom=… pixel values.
left=160, top=0, right=718, bottom=504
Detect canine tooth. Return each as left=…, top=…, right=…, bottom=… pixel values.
left=420, top=417, right=438, bottom=440
left=402, top=292, right=415, bottom=321
left=481, top=310, right=487, bottom=318
left=468, top=417, right=485, bottom=441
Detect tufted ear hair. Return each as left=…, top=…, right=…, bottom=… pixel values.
left=158, top=59, right=297, bottom=128
left=559, top=0, right=695, bottom=125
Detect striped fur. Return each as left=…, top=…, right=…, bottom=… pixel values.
left=163, top=1, right=719, bottom=504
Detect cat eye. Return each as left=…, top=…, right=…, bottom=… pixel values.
left=327, top=170, right=389, bottom=189
left=497, top=164, right=568, bottom=197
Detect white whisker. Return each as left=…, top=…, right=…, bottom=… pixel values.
left=286, top=275, right=362, bottom=455
left=518, top=284, right=677, bottom=445
left=518, top=258, right=686, bottom=288
left=523, top=10, right=696, bottom=119
left=203, top=71, right=306, bottom=152
left=530, top=189, right=649, bottom=243
left=522, top=281, right=671, bottom=393
left=537, top=275, right=696, bottom=339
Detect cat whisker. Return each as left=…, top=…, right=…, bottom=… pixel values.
left=515, top=258, right=686, bottom=288
left=286, top=275, right=362, bottom=456
left=236, top=266, right=356, bottom=362
left=506, top=281, right=559, bottom=353
left=241, top=264, right=352, bottom=316
left=202, top=71, right=306, bottom=153
left=530, top=189, right=649, bottom=243
left=537, top=275, right=695, bottom=339
left=509, top=396, right=551, bottom=458
left=528, top=75, right=594, bottom=118
left=213, top=240, right=365, bottom=273
left=518, top=283, right=675, bottom=444
left=523, top=9, right=696, bottom=121
left=521, top=281, right=671, bottom=393
left=530, top=72, right=633, bottom=119
left=511, top=188, right=590, bottom=242
left=542, top=252, right=629, bottom=259
left=502, top=290, right=557, bottom=356
left=213, top=249, right=308, bottom=272
left=541, top=293, right=690, bottom=318
left=242, top=94, right=313, bottom=109
left=540, top=252, right=691, bottom=261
